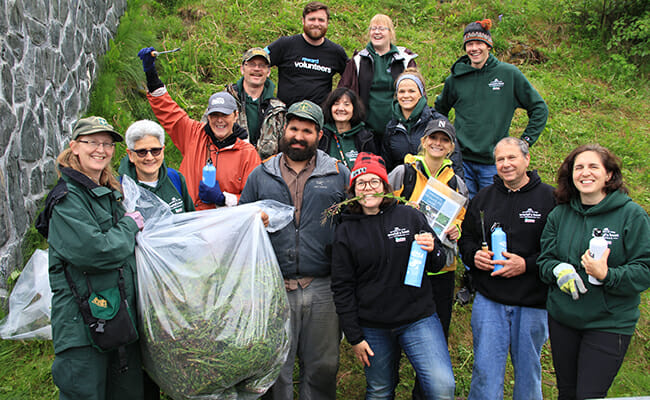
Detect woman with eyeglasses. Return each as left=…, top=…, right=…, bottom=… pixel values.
left=35, top=117, right=145, bottom=399
left=331, top=153, right=455, bottom=399
left=338, top=14, right=417, bottom=149
left=119, top=119, right=194, bottom=215
left=318, top=87, right=377, bottom=169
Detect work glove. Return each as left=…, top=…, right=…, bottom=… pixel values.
left=124, top=211, right=145, bottom=230
left=198, top=180, right=225, bottom=206
left=553, top=263, right=587, bottom=300
left=137, top=47, right=157, bottom=73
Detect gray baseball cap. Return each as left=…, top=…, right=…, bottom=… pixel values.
left=424, top=119, right=456, bottom=142
left=286, top=100, right=324, bottom=131
left=206, top=92, right=237, bottom=115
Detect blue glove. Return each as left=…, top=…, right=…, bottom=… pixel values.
left=198, top=180, right=225, bottom=205
left=138, top=47, right=156, bottom=73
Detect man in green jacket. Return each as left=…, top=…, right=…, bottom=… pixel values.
left=435, top=19, right=548, bottom=199
left=225, top=47, right=286, bottom=160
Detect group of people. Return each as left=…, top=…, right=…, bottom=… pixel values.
left=35, top=2, right=649, bottom=400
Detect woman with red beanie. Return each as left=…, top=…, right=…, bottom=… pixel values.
left=331, top=153, right=455, bottom=399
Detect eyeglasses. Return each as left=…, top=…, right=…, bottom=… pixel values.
left=369, top=26, right=389, bottom=32
left=131, top=147, right=163, bottom=157
left=244, top=62, right=269, bottom=69
left=77, top=140, right=115, bottom=149
left=355, top=178, right=383, bottom=190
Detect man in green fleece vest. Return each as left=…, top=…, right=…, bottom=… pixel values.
left=435, top=19, right=548, bottom=199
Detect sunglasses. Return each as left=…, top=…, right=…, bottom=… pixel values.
left=131, top=147, right=163, bottom=157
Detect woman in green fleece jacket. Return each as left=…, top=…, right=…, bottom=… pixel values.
left=538, top=144, right=650, bottom=400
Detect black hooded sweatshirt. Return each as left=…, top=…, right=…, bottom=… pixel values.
left=331, top=202, right=446, bottom=345
left=459, top=170, right=556, bottom=308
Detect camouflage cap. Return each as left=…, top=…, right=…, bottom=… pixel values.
left=242, top=47, right=270, bottom=64
left=71, top=116, right=124, bottom=142
left=286, top=100, right=324, bottom=131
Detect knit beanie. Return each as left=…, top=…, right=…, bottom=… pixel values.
left=350, top=152, right=389, bottom=186
left=463, top=19, right=493, bottom=49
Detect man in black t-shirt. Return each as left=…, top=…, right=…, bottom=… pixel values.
left=264, top=1, right=348, bottom=107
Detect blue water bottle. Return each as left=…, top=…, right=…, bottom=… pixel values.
left=202, top=159, right=216, bottom=187
left=404, top=240, right=427, bottom=287
left=491, top=224, right=507, bottom=271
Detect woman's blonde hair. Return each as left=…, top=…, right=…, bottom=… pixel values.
left=56, top=146, right=122, bottom=192
left=367, top=14, right=396, bottom=43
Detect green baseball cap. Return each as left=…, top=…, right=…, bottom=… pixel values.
left=286, top=100, right=324, bottom=131
left=242, top=47, right=270, bottom=64
left=71, top=116, right=124, bottom=142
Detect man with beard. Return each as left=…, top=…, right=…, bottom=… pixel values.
left=240, top=100, right=350, bottom=400
left=138, top=47, right=261, bottom=210
left=264, top=1, right=348, bottom=106
left=225, top=47, right=287, bottom=160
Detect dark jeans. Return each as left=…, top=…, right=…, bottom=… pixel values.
left=548, top=315, right=631, bottom=400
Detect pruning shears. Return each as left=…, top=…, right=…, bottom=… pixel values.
left=151, top=48, right=181, bottom=57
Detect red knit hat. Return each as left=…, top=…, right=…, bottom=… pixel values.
left=350, top=152, right=389, bottom=186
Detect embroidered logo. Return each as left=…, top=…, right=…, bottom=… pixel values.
left=519, top=208, right=542, bottom=223
left=601, top=227, right=620, bottom=242
left=91, top=297, right=108, bottom=308
left=488, top=78, right=505, bottom=91
left=387, top=226, right=410, bottom=243
left=350, top=167, right=366, bottom=179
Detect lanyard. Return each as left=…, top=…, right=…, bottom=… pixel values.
left=331, top=133, right=349, bottom=169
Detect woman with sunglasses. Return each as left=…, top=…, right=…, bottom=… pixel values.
left=119, top=119, right=194, bottom=214
left=331, top=153, right=455, bottom=399
left=339, top=14, right=417, bottom=149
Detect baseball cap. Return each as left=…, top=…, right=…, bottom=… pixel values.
left=242, top=47, right=270, bottom=64
left=206, top=92, right=238, bottom=115
left=286, top=100, right=324, bottom=131
left=424, top=119, right=456, bottom=143
left=71, top=116, right=124, bottom=142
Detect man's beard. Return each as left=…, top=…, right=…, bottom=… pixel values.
left=303, top=25, right=326, bottom=41
left=279, top=136, right=318, bottom=162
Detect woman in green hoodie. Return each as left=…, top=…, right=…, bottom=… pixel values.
left=318, top=87, right=377, bottom=169
left=538, top=144, right=650, bottom=400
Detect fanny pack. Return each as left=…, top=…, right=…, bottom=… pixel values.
left=63, top=266, right=139, bottom=372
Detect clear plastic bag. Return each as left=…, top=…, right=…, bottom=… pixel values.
left=0, top=249, right=52, bottom=340
left=122, top=176, right=292, bottom=400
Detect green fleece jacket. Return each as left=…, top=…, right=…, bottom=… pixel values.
left=435, top=53, right=548, bottom=165
left=118, top=156, right=194, bottom=214
left=538, top=190, right=650, bottom=335
left=47, top=168, right=140, bottom=354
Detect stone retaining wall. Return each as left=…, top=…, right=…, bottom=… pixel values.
left=0, top=0, right=127, bottom=286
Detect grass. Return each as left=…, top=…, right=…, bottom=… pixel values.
left=2, top=0, right=649, bottom=398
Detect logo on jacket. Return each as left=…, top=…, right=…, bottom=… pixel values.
left=601, top=227, right=619, bottom=242
left=488, top=78, right=505, bottom=91
left=387, top=226, right=410, bottom=243
left=519, top=208, right=542, bottom=223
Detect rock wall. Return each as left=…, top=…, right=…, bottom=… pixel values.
left=0, top=0, right=127, bottom=286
